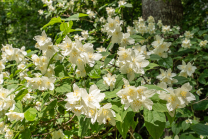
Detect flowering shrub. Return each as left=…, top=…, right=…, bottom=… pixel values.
left=0, top=0, right=208, bottom=139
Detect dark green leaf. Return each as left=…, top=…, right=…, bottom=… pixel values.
left=104, top=54, right=115, bottom=67
left=191, top=123, right=208, bottom=135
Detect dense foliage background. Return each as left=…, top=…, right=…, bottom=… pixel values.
left=0, top=0, right=208, bottom=139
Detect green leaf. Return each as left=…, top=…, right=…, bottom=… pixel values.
left=144, top=110, right=166, bottom=139
left=158, top=57, right=173, bottom=68
left=199, top=73, right=208, bottom=84
left=116, top=111, right=137, bottom=139
left=24, top=108, right=37, bottom=121
left=47, top=100, right=57, bottom=117
left=55, top=83, right=71, bottom=93
left=150, top=54, right=161, bottom=60
left=165, top=112, right=175, bottom=125
left=182, top=121, right=190, bottom=131
left=96, top=79, right=109, bottom=91
left=143, top=109, right=166, bottom=124
left=42, top=17, right=62, bottom=29
left=60, top=21, right=73, bottom=34
left=143, top=85, right=164, bottom=91
left=123, top=3, right=133, bottom=7
left=89, top=67, right=101, bottom=79
left=115, top=75, right=124, bottom=89
left=172, top=122, right=182, bottom=135
left=14, top=101, right=23, bottom=113
left=19, top=128, right=31, bottom=139
left=100, top=52, right=110, bottom=56
left=78, top=117, right=91, bottom=138
left=105, top=89, right=120, bottom=98
left=62, top=13, right=88, bottom=21
left=130, top=35, right=144, bottom=42
left=85, top=64, right=94, bottom=73
left=27, top=50, right=39, bottom=57
left=14, top=89, right=28, bottom=101
left=198, top=30, right=207, bottom=37
left=145, top=63, right=159, bottom=71
left=179, top=134, right=197, bottom=139
left=54, top=64, right=67, bottom=77
left=145, top=121, right=166, bottom=139
left=104, top=54, right=115, bottom=67
left=152, top=103, right=169, bottom=112
left=107, top=43, right=114, bottom=50
left=7, top=84, right=18, bottom=90
left=174, top=76, right=189, bottom=85
left=191, top=123, right=208, bottom=135
left=193, top=100, right=208, bottom=111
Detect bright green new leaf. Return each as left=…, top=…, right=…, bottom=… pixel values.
left=24, top=108, right=37, bottom=121
left=42, top=17, right=62, bottom=29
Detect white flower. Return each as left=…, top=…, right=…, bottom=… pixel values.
left=35, top=101, right=42, bottom=111
left=22, top=93, right=35, bottom=102
left=81, top=30, right=89, bottom=40
left=38, top=9, right=44, bottom=15
left=196, top=88, right=203, bottom=96
left=34, top=31, right=52, bottom=50
left=120, top=33, right=135, bottom=47
left=182, top=38, right=192, bottom=48
left=200, top=135, right=204, bottom=139
left=0, top=122, right=4, bottom=133
left=185, top=119, right=192, bottom=124
left=103, top=73, right=116, bottom=91
left=176, top=83, right=196, bottom=105
left=156, top=69, right=177, bottom=86
left=58, top=36, right=73, bottom=56
left=97, top=103, right=116, bottom=126
left=87, top=9, right=96, bottom=18
left=5, top=112, right=24, bottom=122
left=106, top=7, right=115, bottom=16
left=184, top=31, right=193, bottom=39
left=199, top=40, right=208, bottom=47
left=0, top=88, right=15, bottom=111
left=96, top=46, right=106, bottom=52
left=157, top=20, right=163, bottom=28
left=76, top=69, right=87, bottom=78
left=110, top=26, right=123, bottom=44
left=185, top=62, right=197, bottom=76
left=5, top=129, right=13, bottom=139
left=0, top=74, right=3, bottom=84
left=118, top=0, right=127, bottom=7
left=147, top=16, right=155, bottom=23
left=159, top=88, right=185, bottom=112
left=52, top=129, right=65, bottom=139
left=48, top=5, right=55, bottom=11
left=162, top=25, right=172, bottom=33
left=130, top=95, right=153, bottom=111
left=82, top=84, right=105, bottom=109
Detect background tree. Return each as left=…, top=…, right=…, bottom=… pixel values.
left=142, top=0, right=183, bottom=25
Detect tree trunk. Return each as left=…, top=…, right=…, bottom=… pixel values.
left=142, top=0, right=183, bottom=26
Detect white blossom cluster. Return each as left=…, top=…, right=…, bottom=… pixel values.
left=117, top=78, right=156, bottom=112
left=25, top=76, right=55, bottom=91
left=65, top=84, right=116, bottom=125
left=0, top=88, right=25, bottom=139
left=156, top=69, right=178, bottom=86
left=151, top=35, right=171, bottom=58
left=103, top=73, right=116, bottom=91
left=159, top=82, right=196, bottom=116
left=117, top=47, right=149, bottom=81
left=177, top=61, right=197, bottom=78
left=181, top=31, right=194, bottom=49
left=58, top=35, right=102, bottom=77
